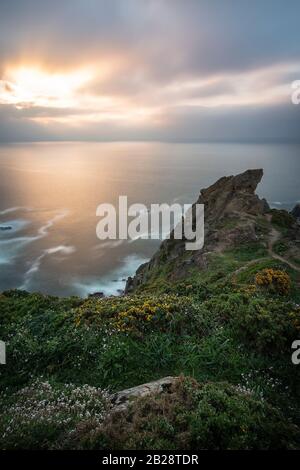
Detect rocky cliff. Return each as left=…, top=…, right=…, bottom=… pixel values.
left=126, top=169, right=271, bottom=293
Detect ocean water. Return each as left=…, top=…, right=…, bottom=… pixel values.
left=0, top=141, right=299, bottom=297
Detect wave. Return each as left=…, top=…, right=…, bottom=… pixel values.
left=20, top=245, right=76, bottom=290
left=0, top=209, right=69, bottom=265
left=72, top=254, right=149, bottom=297
left=0, top=206, right=33, bottom=216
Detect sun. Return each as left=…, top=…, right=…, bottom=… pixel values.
left=0, top=63, right=162, bottom=126
left=0, top=66, right=93, bottom=109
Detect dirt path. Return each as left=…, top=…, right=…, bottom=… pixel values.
left=230, top=216, right=300, bottom=278
left=231, top=257, right=268, bottom=277
left=268, top=225, right=300, bottom=273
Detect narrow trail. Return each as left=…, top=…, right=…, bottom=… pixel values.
left=230, top=257, right=268, bottom=277
left=268, top=225, right=300, bottom=273
left=230, top=216, right=300, bottom=278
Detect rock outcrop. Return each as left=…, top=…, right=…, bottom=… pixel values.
left=291, top=203, right=300, bottom=220
left=88, top=292, right=105, bottom=298
left=197, top=168, right=268, bottom=222
left=110, top=376, right=177, bottom=412
left=126, top=169, right=269, bottom=293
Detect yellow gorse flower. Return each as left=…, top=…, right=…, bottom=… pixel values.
left=255, top=268, right=291, bottom=295
left=74, top=294, right=181, bottom=332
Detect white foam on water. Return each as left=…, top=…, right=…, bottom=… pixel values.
left=20, top=245, right=76, bottom=290
left=0, top=206, right=33, bottom=215
left=0, top=209, right=69, bottom=265
left=37, top=210, right=69, bottom=237
left=93, top=240, right=125, bottom=250
left=0, top=219, right=30, bottom=234
left=72, top=253, right=149, bottom=297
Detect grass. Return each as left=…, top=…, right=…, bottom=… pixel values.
left=0, top=231, right=299, bottom=449
left=97, top=377, right=300, bottom=450
left=273, top=241, right=289, bottom=256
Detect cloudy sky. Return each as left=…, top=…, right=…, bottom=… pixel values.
left=0, top=0, right=299, bottom=142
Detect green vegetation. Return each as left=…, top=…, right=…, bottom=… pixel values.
left=270, top=209, right=295, bottom=230
left=0, top=380, right=109, bottom=450
left=273, top=241, right=289, bottom=256
left=98, top=377, right=300, bottom=450
left=0, top=236, right=299, bottom=449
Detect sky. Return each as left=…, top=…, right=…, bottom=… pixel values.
left=0, top=0, right=299, bottom=142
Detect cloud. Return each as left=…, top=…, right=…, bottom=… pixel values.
left=0, top=0, right=299, bottom=142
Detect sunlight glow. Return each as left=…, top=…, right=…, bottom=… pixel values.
left=0, top=61, right=298, bottom=129
left=0, top=66, right=93, bottom=109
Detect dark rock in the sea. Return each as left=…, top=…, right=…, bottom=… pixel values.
left=291, top=203, right=300, bottom=220
left=0, top=225, right=13, bottom=231
left=125, top=276, right=134, bottom=293
left=125, top=263, right=149, bottom=293
left=88, top=291, right=104, bottom=299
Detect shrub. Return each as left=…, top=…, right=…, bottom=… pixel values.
left=230, top=298, right=299, bottom=355
left=270, top=210, right=294, bottom=229
left=255, top=268, right=291, bottom=295
left=0, top=290, right=82, bottom=333
left=0, top=311, right=112, bottom=389
left=202, top=293, right=299, bottom=355
left=97, top=377, right=300, bottom=450
left=75, top=294, right=205, bottom=336
left=0, top=379, right=110, bottom=449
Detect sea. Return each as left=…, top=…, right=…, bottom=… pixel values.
left=0, top=141, right=299, bottom=296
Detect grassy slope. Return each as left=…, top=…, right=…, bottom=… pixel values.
left=0, top=213, right=299, bottom=449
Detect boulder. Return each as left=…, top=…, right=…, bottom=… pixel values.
left=110, top=376, right=178, bottom=411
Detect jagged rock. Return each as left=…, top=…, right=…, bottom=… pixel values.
left=125, top=169, right=270, bottom=293
left=125, top=263, right=149, bottom=293
left=110, top=376, right=178, bottom=411
left=88, top=291, right=104, bottom=298
left=125, top=276, right=134, bottom=293
left=197, top=169, right=268, bottom=222
left=291, top=203, right=300, bottom=220
left=222, top=222, right=258, bottom=245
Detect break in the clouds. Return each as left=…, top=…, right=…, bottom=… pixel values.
left=0, top=0, right=299, bottom=142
